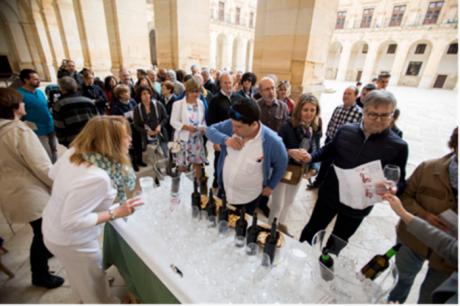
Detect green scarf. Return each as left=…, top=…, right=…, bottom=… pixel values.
left=82, top=152, right=136, bottom=202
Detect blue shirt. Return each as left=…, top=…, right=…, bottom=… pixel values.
left=17, top=87, right=54, bottom=136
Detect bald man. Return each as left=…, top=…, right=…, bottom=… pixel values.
left=256, top=77, right=288, bottom=133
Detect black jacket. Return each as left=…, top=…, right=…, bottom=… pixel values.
left=207, top=92, right=240, bottom=125
left=133, top=100, right=169, bottom=144
left=204, top=79, right=218, bottom=95
left=161, top=94, right=177, bottom=140
left=81, top=84, right=108, bottom=114
left=312, top=123, right=408, bottom=215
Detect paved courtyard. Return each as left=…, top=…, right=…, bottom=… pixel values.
left=0, top=80, right=457, bottom=303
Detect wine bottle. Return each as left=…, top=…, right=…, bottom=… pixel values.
left=206, top=189, right=217, bottom=226
left=191, top=178, right=201, bottom=218
left=218, top=194, right=229, bottom=222
left=217, top=194, right=229, bottom=233
left=246, top=213, right=259, bottom=245
left=319, top=248, right=334, bottom=281
left=235, top=207, right=248, bottom=238
left=361, top=243, right=401, bottom=280
left=262, top=218, right=278, bottom=266
left=200, top=166, right=208, bottom=195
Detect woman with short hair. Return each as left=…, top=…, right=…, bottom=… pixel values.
left=170, top=78, right=207, bottom=179
left=42, top=116, right=143, bottom=303
left=277, top=80, right=295, bottom=114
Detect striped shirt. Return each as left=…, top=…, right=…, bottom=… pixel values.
left=53, top=94, right=99, bottom=146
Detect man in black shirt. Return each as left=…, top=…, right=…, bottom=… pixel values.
left=300, top=90, right=408, bottom=251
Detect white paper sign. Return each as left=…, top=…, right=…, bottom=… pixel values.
left=334, top=160, right=385, bottom=210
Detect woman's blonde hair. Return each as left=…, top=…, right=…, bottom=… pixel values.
left=291, top=93, right=320, bottom=131
left=70, top=116, right=131, bottom=166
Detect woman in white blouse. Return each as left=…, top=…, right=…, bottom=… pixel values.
left=42, top=116, right=143, bottom=303
left=170, top=77, right=207, bottom=179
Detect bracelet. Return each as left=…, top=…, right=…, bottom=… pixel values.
left=108, top=208, right=116, bottom=221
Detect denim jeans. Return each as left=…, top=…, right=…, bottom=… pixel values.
left=388, top=242, right=452, bottom=304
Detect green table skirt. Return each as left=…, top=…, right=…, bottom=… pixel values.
left=103, top=223, right=180, bottom=304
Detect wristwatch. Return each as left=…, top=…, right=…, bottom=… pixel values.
left=108, top=207, right=116, bottom=221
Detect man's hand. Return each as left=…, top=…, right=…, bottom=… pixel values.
left=424, top=212, right=451, bottom=232
left=182, top=124, right=197, bottom=133
left=261, top=187, right=273, bottom=197
left=225, top=136, right=244, bottom=150
left=288, top=149, right=307, bottom=162
left=213, top=144, right=221, bottom=152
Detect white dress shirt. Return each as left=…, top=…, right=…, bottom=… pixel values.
left=223, top=125, right=264, bottom=204
left=42, top=148, right=117, bottom=246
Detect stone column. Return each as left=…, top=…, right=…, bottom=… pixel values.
left=389, top=41, right=411, bottom=86
left=73, top=0, right=111, bottom=76
left=336, top=41, right=352, bottom=81
left=223, top=34, right=233, bottom=70
left=419, top=41, right=447, bottom=88
left=361, top=41, right=379, bottom=83
left=252, top=0, right=339, bottom=98
left=209, top=31, right=217, bottom=68
left=103, top=0, right=151, bottom=74
left=53, top=0, right=84, bottom=68
left=154, top=0, right=210, bottom=70
left=31, top=1, right=57, bottom=82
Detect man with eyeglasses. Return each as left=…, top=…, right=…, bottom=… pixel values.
left=206, top=98, right=288, bottom=215
left=299, top=90, right=408, bottom=249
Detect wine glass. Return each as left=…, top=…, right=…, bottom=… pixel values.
left=383, top=164, right=400, bottom=191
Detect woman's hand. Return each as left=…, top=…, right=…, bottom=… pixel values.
left=116, top=197, right=144, bottom=218
left=382, top=193, right=413, bottom=224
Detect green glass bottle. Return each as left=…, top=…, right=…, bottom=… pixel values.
left=361, top=243, right=401, bottom=280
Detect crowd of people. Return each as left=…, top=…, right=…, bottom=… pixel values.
left=0, top=59, right=457, bottom=304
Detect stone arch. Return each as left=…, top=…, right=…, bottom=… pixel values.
left=0, top=1, right=37, bottom=75
left=346, top=41, right=368, bottom=81
left=372, top=40, right=398, bottom=77
left=216, top=32, right=226, bottom=69
left=434, top=39, right=458, bottom=89
left=325, top=41, right=342, bottom=80
left=398, top=39, right=433, bottom=87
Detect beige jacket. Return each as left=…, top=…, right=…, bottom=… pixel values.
left=0, top=119, right=52, bottom=223
left=397, top=153, right=457, bottom=272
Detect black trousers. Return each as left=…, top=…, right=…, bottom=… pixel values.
left=212, top=150, right=220, bottom=188
left=312, top=158, right=333, bottom=185
left=29, top=218, right=53, bottom=278
left=299, top=197, right=371, bottom=254
left=131, top=129, right=143, bottom=165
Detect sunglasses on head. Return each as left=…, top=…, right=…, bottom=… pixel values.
left=228, top=107, right=251, bottom=122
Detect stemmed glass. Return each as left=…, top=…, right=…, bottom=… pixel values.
left=383, top=164, right=400, bottom=191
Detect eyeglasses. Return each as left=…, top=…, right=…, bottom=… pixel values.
left=365, top=111, right=394, bottom=120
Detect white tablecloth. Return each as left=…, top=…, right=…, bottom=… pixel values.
left=109, top=176, right=392, bottom=303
